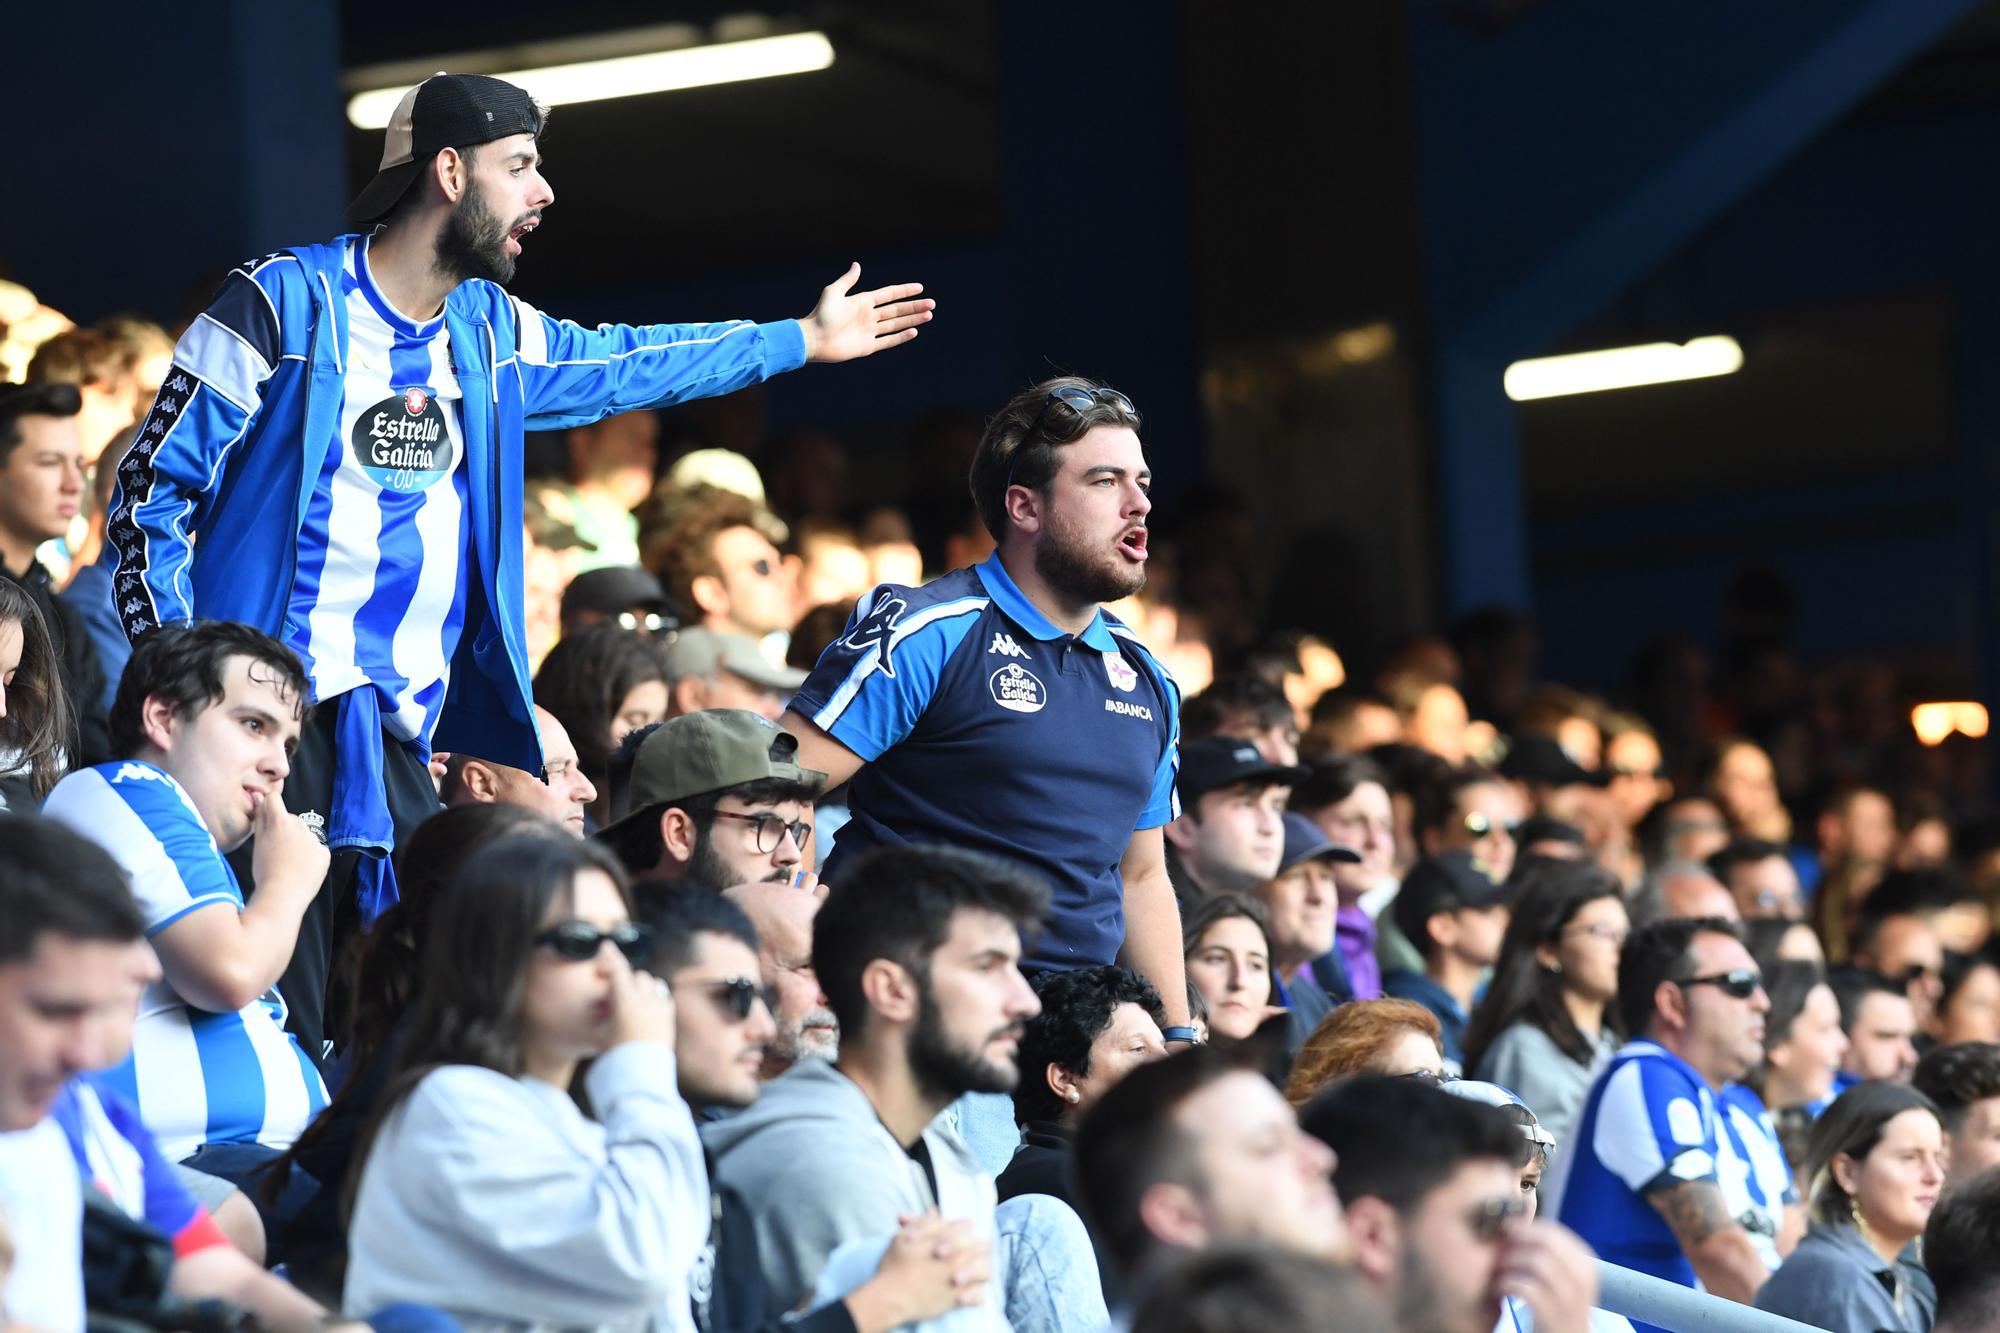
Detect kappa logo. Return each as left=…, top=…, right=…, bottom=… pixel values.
left=988, top=632, right=1029, bottom=659
left=1103, top=651, right=1139, bottom=692
left=989, top=663, right=1047, bottom=714
left=840, top=594, right=909, bottom=679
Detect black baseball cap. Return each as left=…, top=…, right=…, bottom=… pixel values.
left=1176, top=735, right=1311, bottom=806
left=1499, top=735, right=1611, bottom=789
left=560, top=566, right=673, bottom=624
left=1279, top=812, right=1362, bottom=870
left=1392, top=849, right=1512, bottom=945
left=347, top=74, right=545, bottom=223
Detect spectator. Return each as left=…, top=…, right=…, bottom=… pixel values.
left=1303, top=1076, right=1601, bottom=1333
left=1544, top=917, right=1776, bottom=1304
left=1290, top=754, right=1396, bottom=1000
left=1252, top=813, right=1361, bottom=1051
left=1379, top=663, right=1469, bottom=766
left=1384, top=851, right=1511, bottom=1072
left=1303, top=684, right=1401, bottom=756
left=23, top=327, right=137, bottom=469
left=1602, top=714, right=1672, bottom=835
left=1072, top=1046, right=1349, bottom=1294
left=1643, top=795, right=1732, bottom=869
left=533, top=622, right=670, bottom=822
left=93, top=314, right=175, bottom=421
left=55, top=420, right=137, bottom=713
left=1912, top=1042, right=2000, bottom=1184
left=555, top=410, right=658, bottom=570
left=1708, top=838, right=1803, bottom=921
left=1516, top=813, right=1591, bottom=862
left=1181, top=894, right=1276, bottom=1044
left=40, top=623, right=330, bottom=1209
left=1283, top=998, right=1445, bottom=1108
left=703, top=844, right=1044, bottom=1318
left=1413, top=765, right=1522, bottom=884
left=1751, top=962, right=1849, bottom=1122
left=638, top=888, right=992, bottom=1333
left=1925, top=1169, right=2000, bottom=1333
left=1162, top=736, right=1304, bottom=900
left=1829, top=969, right=1920, bottom=1090
left=725, top=880, right=839, bottom=1079
left=1705, top=739, right=1791, bottom=845
left=1816, top=784, right=1898, bottom=893
left=557, top=565, right=678, bottom=640
left=0, top=382, right=108, bottom=764
left=1931, top=952, right=2000, bottom=1046
left=1636, top=860, right=1740, bottom=924
left=1754, top=1083, right=1943, bottom=1333
left=1127, top=1244, right=1392, bottom=1333
left=663, top=626, right=805, bottom=721
left=439, top=704, right=597, bottom=834
left=343, top=835, right=702, bottom=1325
left=648, top=485, right=797, bottom=644
left=1441, top=1079, right=1561, bottom=1215
left=1366, top=740, right=1452, bottom=880
left=0, top=817, right=338, bottom=1331
left=1181, top=675, right=1301, bottom=766
left=1462, top=862, right=1628, bottom=1145
left=1895, top=792, right=1953, bottom=871
left=999, top=965, right=1167, bottom=1208
left=0, top=579, right=72, bottom=809
left=792, top=519, right=873, bottom=614
left=1498, top=737, right=1610, bottom=847
left=1744, top=915, right=1826, bottom=974
left=778, top=377, right=1195, bottom=1092
left=1849, top=888, right=1948, bottom=1033
left=595, top=710, right=824, bottom=887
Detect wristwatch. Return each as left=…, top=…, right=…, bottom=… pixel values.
left=1160, top=1025, right=1204, bottom=1047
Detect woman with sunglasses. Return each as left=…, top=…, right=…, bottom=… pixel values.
left=1755, top=1082, right=1945, bottom=1333
left=344, top=835, right=704, bottom=1329
left=1462, top=862, right=1628, bottom=1145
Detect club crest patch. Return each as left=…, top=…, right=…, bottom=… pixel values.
left=1103, top=651, right=1139, bottom=692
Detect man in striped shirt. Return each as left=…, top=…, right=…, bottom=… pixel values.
left=42, top=622, right=330, bottom=1227
left=107, top=73, right=932, bottom=1067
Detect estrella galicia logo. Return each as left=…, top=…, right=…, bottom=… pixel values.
left=840, top=594, right=908, bottom=678
left=989, top=663, right=1047, bottom=714
left=352, top=387, right=455, bottom=492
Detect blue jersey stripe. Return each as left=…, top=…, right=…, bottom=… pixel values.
left=195, top=1011, right=267, bottom=1145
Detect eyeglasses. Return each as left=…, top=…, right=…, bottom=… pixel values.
left=1563, top=922, right=1630, bottom=946
left=1468, top=1195, right=1530, bottom=1241
left=694, top=977, right=779, bottom=1021
left=536, top=921, right=655, bottom=966
left=1007, top=385, right=1140, bottom=489
left=1676, top=969, right=1763, bottom=1000
left=712, top=809, right=812, bottom=854
left=1463, top=813, right=1520, bottom=839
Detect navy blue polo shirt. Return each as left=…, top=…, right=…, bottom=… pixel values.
left=793, top=552, right=1180, bottom=971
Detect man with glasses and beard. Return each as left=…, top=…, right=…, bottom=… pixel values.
left=704, top=844, right=1047, bottom=1320
left=109, top=73, right=932, bottom=1068
left=597, top=710, right=825, bottom=890
left=1543, top=918, right=1781, bottom=1321
left=782, top=378, right=1194, bottom=1169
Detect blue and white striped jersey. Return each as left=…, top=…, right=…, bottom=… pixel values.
left=43, top=762, right=328, bottom=1162
left=287, top=237, right=471, bottom=742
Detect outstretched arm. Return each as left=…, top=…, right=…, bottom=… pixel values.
left=798, top=264, right=934, bottom=363
left=1646, top=1178, right=1768, bottom=1304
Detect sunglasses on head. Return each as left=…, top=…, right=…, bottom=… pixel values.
left=1676, top=968, right=1762, bottom=1000
left=1468, top=1195, right=1531, bottom=1242
left=1399, top=1068, right=1457, bottom=1088
left=695, top=977, right=779, bottom=1021
left=1007, top=385, right=1140, bottom=489
left=536, top=921, right=655, bottom=967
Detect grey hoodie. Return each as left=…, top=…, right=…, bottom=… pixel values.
left=701, top=1058, right=1007, bottom=1327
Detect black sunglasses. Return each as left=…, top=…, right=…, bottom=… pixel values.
left=536, top=921, right=655, bottom=967
left=1677, top=969, right=1762, bottom=1000
left=1008, top=385, right=1140, bottom=489
left=1463, top=813, right=1520, bottom=839
left=712, top=810, right=812, bottom=855
left=695, top=977, right=779, bottom=1021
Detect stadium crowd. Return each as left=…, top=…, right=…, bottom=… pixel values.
left=10, top=71, right=2000, bottom=1333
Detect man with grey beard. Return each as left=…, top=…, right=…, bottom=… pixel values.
left=728, top=878, right=841, bottom=1078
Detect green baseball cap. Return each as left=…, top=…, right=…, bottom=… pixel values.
left=611, top=710, right=827, bottom=823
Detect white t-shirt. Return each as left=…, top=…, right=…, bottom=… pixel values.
left=0, top=1117, right=84, bottom=1331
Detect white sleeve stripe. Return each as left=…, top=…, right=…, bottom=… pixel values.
left=812, top=598, right=988, bottom=730
left=314, top=272, right=343, bottom=373
left=175, top=316, right=271, bottom=414
left=517, top=319, right=758, bottom=370
left=511, top=295, right=549, bottom=368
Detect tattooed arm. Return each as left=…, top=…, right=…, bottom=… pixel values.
left=1645, top=1178, right=1768, bottom=1304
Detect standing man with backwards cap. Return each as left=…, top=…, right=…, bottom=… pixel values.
left=107, top=73, right=932, bottom=1068
left=780, top=377, right=1191, bottom=1170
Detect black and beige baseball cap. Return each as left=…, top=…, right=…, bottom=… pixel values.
left=346, top=73, right=545, bottom=223
left=602, top=710, right=826, bottom=836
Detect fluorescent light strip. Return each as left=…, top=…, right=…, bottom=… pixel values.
left=347, top=31, right=834, bottom=129
left=1503, top=336, right=1743, bottom=402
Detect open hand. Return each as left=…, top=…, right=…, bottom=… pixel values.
left=800, top=264, right=934, bottom=363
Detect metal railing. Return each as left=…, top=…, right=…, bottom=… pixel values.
left=1596, top=1262, right=1828, bottom=1333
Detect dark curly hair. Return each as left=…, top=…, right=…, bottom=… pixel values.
left=1013, top=965, right=1167, bottom=1127
left=532, top=623, right=667, bottom=783
left=1915, top=1041, right=2000, bottom=1136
